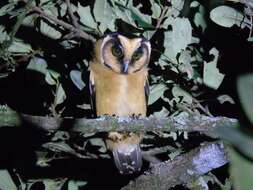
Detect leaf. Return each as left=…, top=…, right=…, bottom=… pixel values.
left=164, top=18, right=192, bottom=62
left=68, top=180, right=87, bottom=190
left=70, top=70, right=85, bottom=90
left=237, top=74, right=253, bottom=125
left=152, top=107, right=170, bottom=117
left=27, top=57, right=48, bottom=75
left=229, top=148, right=253, bottom=190
left=203, top=48, right=225, bottom=89
left=40, top=19, right=61, bottom=39
left=150, top=0, right=161, bottom=19
left=55, top=84, right=66, bottom=105
left=216, top=126, right=253, bottom=159
left=210, top=6, right=246, bottom=28
left=143, top=30, right=156, bottom=40
left=171, top=0, right=185, bottom=17
left=45, top=70, right=60, bottom=85
left=0, top=170, right=17, bottom=190
left=93, top=0, right=115, bottom=33
left=89, top=138, right=107, bottom=153
left=148, top=84, right=168, bottom=105
left=172, top=86, right=193, bottom=104
left=0, top=3, right=15, bottom=16
left=0, top=25, right=10, bottom=43
left=43, top=142, right=75, bottom=154
left=112, top=2, right=136, bottom=27
left=217, top=94, right=235, bottom=104
left=77, top=4, right=97, bottom=29
left=128, top=0, right=152, bottom=28
left=178, top=50, right=194, bottom=79
left=43, top=179, right=66, bottom=190
left=8, top=39, right=32, bottom=54
left=190, top=1, right=200, bottom=8
left=194, top=5, right=207, bottom=32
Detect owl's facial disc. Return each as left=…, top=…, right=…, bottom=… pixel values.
left=100, top=33, right=151, bottom=74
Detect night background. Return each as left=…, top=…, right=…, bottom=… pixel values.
left=0, top=0, right=253, bottom=189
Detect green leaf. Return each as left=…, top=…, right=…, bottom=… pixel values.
left=143, top=30, right=156, bottom=40
left=171, top=0, right=185, bottom=17
left=172, top=86, right=193, bottom=104
left=70, top=70, right=85, bottom=90
left=203, top=48, right=224, bottom=89
left=150, top=0, right=162, bottom=19
left=8, top=39, right=32, bottom=54
left=178, top=50, right=194, bottom=79
left=89, top=138, right=107, bottom=153
left=45, top=70, right=60, bottom=85
left=152, top=107, right=170, bottom=117
left=128, top=0, right=152, bottom=28
left=43, top=179, right=65, bottom=190
left=148, top=84, right=168, bottom=105
left=0, top=25, right=10, bottom=43
left=93, top=0, right=115, bottom=33
left=77, top=4, right=97, bottom=29
left=68, top=180, right=87, bottom=190
left=0, top=3, right=15, bottom=16
left=216, top=126, right=253, bottom=159
left=194, top=5, right=207, bottom=32
left=40, top=19, right=61, bottom=39
left=217, top=94, right=235, bottom=104
left=27, top=57, right=48, bottom=75
left=237, top=74, right=253, bottom=125
left=112, top=2, right=136, bottom=27
left=55, top=84, right=66, bottom=105
left=164, top=18, right=192, bottom=62
left=0, top=170, right=17, bottom=190
left=210, top=6, right=246, bottom=28
left=190, top=1, right=200, bottom=8
left=43, top=142, right=75, bottom=154
left=229, top=148, right=253, bottom=190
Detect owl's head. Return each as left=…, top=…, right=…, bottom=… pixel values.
left=94, top=33, right=151, bottom=74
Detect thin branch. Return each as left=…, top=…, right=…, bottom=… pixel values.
left=156, top=6, right=169, bottom=29
left=65, top=0, right=79, bottom=28
left=19, top=0, right=96, bottom=42
left=121, top=141, right=228, bottom=190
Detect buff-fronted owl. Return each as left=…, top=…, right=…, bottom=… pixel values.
left=89, top=32, right=151, bottom=174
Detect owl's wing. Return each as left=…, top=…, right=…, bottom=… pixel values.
left=89, top=70, right=96, bottom=114
left=144, top=76, right=149, bottom=106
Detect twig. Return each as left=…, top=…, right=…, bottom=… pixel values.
left=19, top=0, right=96, bottom=42
left=65, top=0, right=79, bottom=28
left=156, top=6, right=169, bottom=29
left=121, top=141, right=228, bottom=190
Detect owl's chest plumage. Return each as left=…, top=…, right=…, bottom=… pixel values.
left=90, top=62, right=147, bottom=116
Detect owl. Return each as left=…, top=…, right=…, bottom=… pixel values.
left=89, top=32, right=151, bottom=174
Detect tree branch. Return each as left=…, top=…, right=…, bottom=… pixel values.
left=0, top=111, right=237, bottom=137
left=19, top=0, right=96, bottom=42
left=122, top=141, right=228, bottom=190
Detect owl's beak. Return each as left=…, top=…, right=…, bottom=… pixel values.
left=121, top=60, right=130, bottom=74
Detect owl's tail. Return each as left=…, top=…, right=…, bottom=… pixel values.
left=106, top=132, right=143, bottom=174
left=112, top=143, right=142, bottom=174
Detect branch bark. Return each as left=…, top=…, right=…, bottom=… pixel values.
left=122, top=141, right=228, bottom=190
left=0, top=111, right=237, bottom=137
left=19, top=0, right=96, bottom=42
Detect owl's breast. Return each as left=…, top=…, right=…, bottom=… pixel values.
left=91, top=63, right=147, bottom=116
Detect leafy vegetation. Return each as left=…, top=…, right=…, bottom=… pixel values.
left=0, top=0, right=253, bottom=189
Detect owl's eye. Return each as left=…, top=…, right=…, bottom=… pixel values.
left=132, top=48, right=143, bottom=61
left=111, top=45, right=123, bottom=58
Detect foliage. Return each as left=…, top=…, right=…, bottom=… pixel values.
left=0, top=0, right=252, bottom=189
